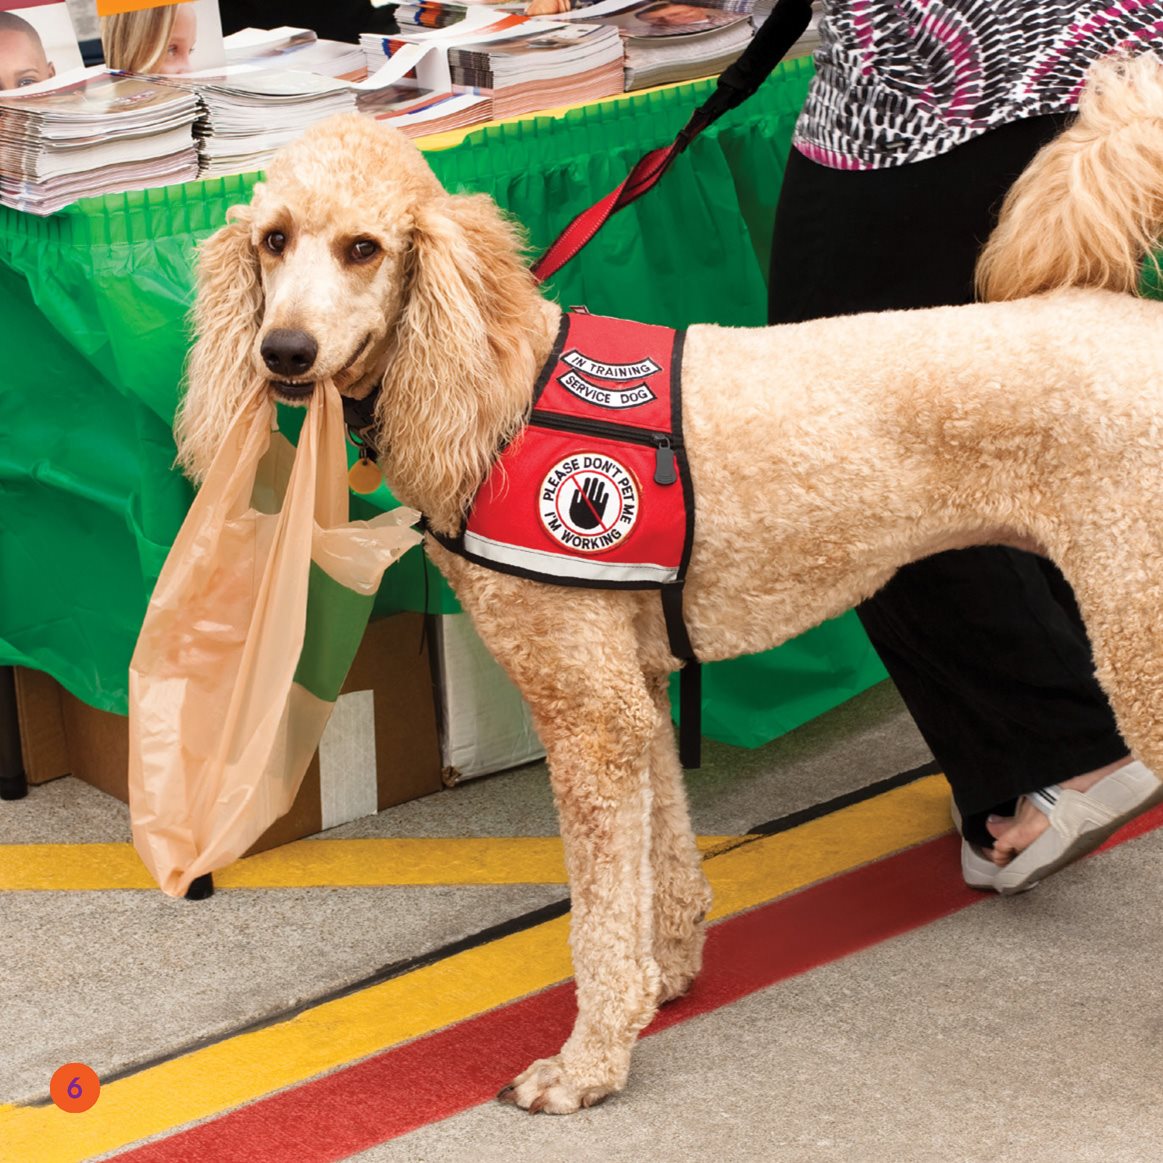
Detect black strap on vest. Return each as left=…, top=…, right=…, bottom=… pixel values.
left=662, top=583, right=701, bottom=769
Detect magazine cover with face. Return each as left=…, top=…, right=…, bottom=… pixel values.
left=97, top=0, right=225, bottom=75
left=0, top=0, right=84, bottom=91
left=0, top=67, right=200, bottom=117
left=598, top=1, right=747, bottom=37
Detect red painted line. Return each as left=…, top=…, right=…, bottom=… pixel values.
left=110, top=803, right=1163, bottom=1162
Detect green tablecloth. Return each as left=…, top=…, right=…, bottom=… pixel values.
left=0, top=57, right=886, bottom=745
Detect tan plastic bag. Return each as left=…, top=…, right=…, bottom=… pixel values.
left=128, top=381, right=421, bottom=897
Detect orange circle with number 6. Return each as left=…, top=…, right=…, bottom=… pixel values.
left=50, top=1063, right=100, bottom=1113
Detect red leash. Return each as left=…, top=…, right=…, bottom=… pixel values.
left=529, top=0, right=814, bottom=283
left=526, top=1, right=813, bottom=768
left=531, top=116, right=707, bottom=284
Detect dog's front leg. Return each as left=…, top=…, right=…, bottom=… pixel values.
left=433, top=563, right=665, bottom=1114
left=500, top=687, right=661, bottom=1114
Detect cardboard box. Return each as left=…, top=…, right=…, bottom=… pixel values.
left=432, top=613, right=545, bottom=785
left=13, top=666, right=67, bottom=786
left=14, top=613, right=443, bottom=852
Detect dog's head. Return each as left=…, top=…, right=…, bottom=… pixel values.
left=175, top=114, right=543, bottom=522
left=245, top=116, right=438, bottom=406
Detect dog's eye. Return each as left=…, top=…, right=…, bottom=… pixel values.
left=350, top=239, right=380, bottom=263
left=264, top=231, right=287, bottom=256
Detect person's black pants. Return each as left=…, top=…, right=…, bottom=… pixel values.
left=768, top=116, right=1128, bottom=846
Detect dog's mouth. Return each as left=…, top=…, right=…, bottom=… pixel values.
left=271, top=379, right=314, bottom=402
left=333, top=335, right=372, bottom=389
left=269, top=335, right=371, bottom=402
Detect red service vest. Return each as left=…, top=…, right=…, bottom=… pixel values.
left=432, top=311, right=694, bottom=590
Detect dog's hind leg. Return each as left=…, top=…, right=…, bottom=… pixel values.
left=1070, top=557, right=1163, bottom=778
left=645, top=671, right=712, bottom=1004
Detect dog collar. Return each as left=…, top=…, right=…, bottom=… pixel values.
left=343, top=385, right=381, bottom=461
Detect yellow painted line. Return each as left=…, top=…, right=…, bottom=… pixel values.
left=220, top=834, right=735, bottom=888
left=0, top=776, right=953, bottom=1163
left=0, top=835, right=736, bottom=891
left=707, top=775, right=952, bottom=921
left=0, top=918, right=577, bottom=1163
left=0, top=843, right=154, bottom=891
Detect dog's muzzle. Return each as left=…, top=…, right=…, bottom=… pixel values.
left=261, top=328, right=317, bottom=381
left=262, top=332, right=372, bottom=402
left=262, top=328, right=318, bottom=400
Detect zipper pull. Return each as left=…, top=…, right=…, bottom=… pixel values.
left=653, top=435, right=677, bottom=486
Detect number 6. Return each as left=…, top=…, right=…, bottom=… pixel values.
left=67, top=1077, right=82, bottom=1099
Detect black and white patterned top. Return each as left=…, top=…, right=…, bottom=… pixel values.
left=794, top=1, right=1163, bottom=169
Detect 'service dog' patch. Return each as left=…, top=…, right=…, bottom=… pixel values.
left=433, top=311, right=694, bottom=590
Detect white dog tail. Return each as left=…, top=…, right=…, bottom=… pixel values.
left=977, top=52, right=1163, bottom=301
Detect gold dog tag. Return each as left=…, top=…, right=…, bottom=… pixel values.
left=348, top=455, right=382, bottom=495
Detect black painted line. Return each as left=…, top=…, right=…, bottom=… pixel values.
left=748, top=759, right=943, bottom=836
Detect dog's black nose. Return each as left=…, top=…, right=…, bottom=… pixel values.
left=260, top=329, right=318, bottom=378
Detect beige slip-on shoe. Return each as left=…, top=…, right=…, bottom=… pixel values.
left=953, top=760, right=1163, bottom=895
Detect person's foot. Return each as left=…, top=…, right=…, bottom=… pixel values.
left=983, top=756, right=1132, bottom=866
left=956, top=759, right=1163, bottom=894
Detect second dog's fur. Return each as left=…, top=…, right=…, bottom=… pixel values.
left=178, top=55, right=1163, bottom=1112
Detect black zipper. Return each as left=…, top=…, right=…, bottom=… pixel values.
left=530, top=408, right=679, bottom=486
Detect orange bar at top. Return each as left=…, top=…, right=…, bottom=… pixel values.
left=96, top=0, right=194, bottom=16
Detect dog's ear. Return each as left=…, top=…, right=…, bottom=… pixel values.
left=379, top=191, right=541, bottom=527
left=174, top=205, right=264, bottom=482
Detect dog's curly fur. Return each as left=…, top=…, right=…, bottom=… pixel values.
left=178, top=54, right=1163, bottom=1112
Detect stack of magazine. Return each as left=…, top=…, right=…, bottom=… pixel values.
left=158, top=68, right=357, bottom=178
left=363, top=10, right=623, bottom=121
left=446, top=23, right=624, bottom=118
left=118, top=26, right=367, bottom=178
left=0, top=68, right=199, bottom=214
left=0, top=0, right=197, bottom=212
left=221, top=26, right=492, bottom=142
left=357, top=82, right=493, bottom=138
left=223, top=26, right=368, bottom=80
left=556, top=0, right=755, bottom=90
left=345, top=35, right=491, bottom=137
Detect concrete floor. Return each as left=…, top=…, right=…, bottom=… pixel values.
left=351, top=828, right=1163, bottom=1163
left=4, top=679, right=1162, bottom=1161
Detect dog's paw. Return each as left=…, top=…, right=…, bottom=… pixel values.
left=653, top=877, right=711, bottom=1004
left=653, top=921, right=707, bottom=1004
left=497, top=1056, right=617, bottom=1115
left=655, top=963, right=698, bottom=1005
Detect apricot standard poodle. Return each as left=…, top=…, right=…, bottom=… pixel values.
left=176, top=55, right=1163, bottom=1112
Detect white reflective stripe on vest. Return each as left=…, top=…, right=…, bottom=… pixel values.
left=462, top=529, right=680, bottom=585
